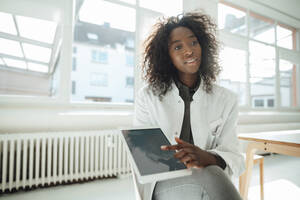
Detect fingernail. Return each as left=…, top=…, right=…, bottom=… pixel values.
left=161, top=145, right=167, bottom=149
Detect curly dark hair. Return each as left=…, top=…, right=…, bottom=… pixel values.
left=142, top=12, right=221, bottom=98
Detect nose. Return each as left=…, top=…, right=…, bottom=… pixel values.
left=184, top=46, right=193, bottom=57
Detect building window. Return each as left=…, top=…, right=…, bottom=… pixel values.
left=72, top=57, right=76, bottom=71
left=90, top=73, right=108, bottom=87
left=91, top=50, right=108, bottom=64
left=73, top=46, right=77, bottom=54
left=126, top=76, right=134, bottom=88
left=126, top=54, right=134, bottom=67
left=254, top=99, right=264, bottom=107
left=72, top=81, right=76, bottom=94
left=267, top=99, right=274, bottom=107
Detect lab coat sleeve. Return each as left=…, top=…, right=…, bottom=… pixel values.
left=207, top=95, right=245, bottom=177
left=133, top=88, right=152, bottom=127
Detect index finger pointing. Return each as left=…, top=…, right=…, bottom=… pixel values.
left=161, top=144, right=180, bottom=151
left=175, top=137, right=194, bottom=147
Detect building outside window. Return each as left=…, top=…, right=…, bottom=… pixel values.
left=72, top=81, right=76, bottom=95
left=126, top=76, right=134, bottom=88
left=218, top=1, right=299, bottom=109
left=71, top=0, right=182, bottom=103
left=72, top=57, right=76, bottom=71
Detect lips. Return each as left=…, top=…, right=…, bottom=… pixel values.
left=184, top=58, right=198, bottom=64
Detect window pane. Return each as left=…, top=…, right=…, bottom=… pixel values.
left=0, top=12, right=17, bottom=35
left=79, top=0, right=135, bottom=32
left=219, top=46, right=247, bottom=105
left=0, top=38, right=23, bottom=57
left=16, top=15, right=57, bottom=44
left=280, top=59, right=297, bottom=107
left=72, top=0, right=135, bottom=103
left=0, top=11, right=61, bottom=97
left=218, top=3, right=246, bottom=36
left=140, top=0, right=182, bottom=16
left=27, top=62, right=48, bottom=73
left=249, top=12, right=275, bottom=44
left=22, top=43, right=52, bottom=63
left=249, top=41, right=275, bottom=108
left=119, top=0, right=136, bottom=4
left=3, top=58, right=27, bottom=69
left=277, top=25, right=293, bottom=50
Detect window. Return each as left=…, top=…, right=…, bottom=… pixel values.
left=249, top=12, right=275, bottom=44
left=277, top=24, right=294, bottom=50
left=218, top=3, right=246, bottom=36
left=267, top=99, right=274, bottom=107
left=126, top=54, right=134, bottom=67
left=254, top=99, right=264, bottom=107
left=218, top=1, right=299, bottom=109
left=219, top=47, right=247, bottom=105
left=73, top=46, right=77, bottom=54
left=72, top=0, right=182, bottom=103
left=72, top=81, right=76, bottom=94
left=249, top=41, right=275, bottom=108
left=280, top=59, right=297, bottom=107
left=0, top=10, right=61, bottom=97
left=91, top=50, right=108, bottom=63
left=126, top=76, right=134, bottom=88
left=72, top=57, right=76, bottom=71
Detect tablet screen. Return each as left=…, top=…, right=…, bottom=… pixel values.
left=122, top=128, right=187, bottom=176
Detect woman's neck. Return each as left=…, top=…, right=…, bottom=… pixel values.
left=178, top=74, right=198, bottom=88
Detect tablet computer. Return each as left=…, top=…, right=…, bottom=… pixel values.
left=120, top=127, right=192, bottom=184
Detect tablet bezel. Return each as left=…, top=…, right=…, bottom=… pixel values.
left=120, top=126, right=192, bottom=184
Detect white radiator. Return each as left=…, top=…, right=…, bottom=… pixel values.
left=0, top=130, right=131, bottom=193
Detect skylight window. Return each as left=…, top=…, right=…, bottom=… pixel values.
left=16, top=15, right=57, bottom=44
left=0, top=12, right=17, bottom=35
left=0, top=38, right=23, bottom=57
left=28, top=62, right=48, bottom=73
left=22, top=43, right=51, bottom=63
left=3, top=58, right=27, bottom=69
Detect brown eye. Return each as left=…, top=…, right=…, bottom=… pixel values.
left=174, top=45, right=182, bottom=50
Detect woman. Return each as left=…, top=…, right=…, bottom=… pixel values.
left=133, top=12, right=245, bottom=200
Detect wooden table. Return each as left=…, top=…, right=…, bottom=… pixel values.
left=238, top=130, right=300, bottom=200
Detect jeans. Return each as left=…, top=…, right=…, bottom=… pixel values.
left=152, top=165, right=242, bottom=200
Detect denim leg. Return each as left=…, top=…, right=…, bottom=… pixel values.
left=152, top=165, right=242, bottom=200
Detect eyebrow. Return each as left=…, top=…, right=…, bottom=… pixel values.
left=169, top=35, right=197, bottom=46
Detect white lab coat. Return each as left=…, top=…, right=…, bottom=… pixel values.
left=133, top=82, right=245, bottom=200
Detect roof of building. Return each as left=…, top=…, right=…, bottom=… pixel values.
left=74, top=21, right=135, bottom=51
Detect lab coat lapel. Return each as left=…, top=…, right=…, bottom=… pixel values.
left=160, top=83, right=184, bottom=145
left=190, top=85, right=209, bottom=148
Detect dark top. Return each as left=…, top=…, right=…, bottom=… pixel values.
left=174, top=77, right=227, bottom=170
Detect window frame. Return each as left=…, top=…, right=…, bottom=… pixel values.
left=218, top=0, right=300, bottom=112
left=1, top=0, right=299, bottom=112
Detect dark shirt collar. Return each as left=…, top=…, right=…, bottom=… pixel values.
left=174, top=76, right=201, bottom=101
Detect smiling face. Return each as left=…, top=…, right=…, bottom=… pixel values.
left=168, top=26, right=202, bottom=85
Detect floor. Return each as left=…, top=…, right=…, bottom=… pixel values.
left=1, top=154, right=300, bottom=200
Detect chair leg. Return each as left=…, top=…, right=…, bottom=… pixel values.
left=259, top=158, right=264, bottom=200
left=239, top=174, right=244, bottom=193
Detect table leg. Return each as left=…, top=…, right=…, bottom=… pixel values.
left=240, top=142, right=258, bottom=200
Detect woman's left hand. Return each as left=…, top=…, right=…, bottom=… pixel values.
left=161, top=137, right=217, bottom=168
